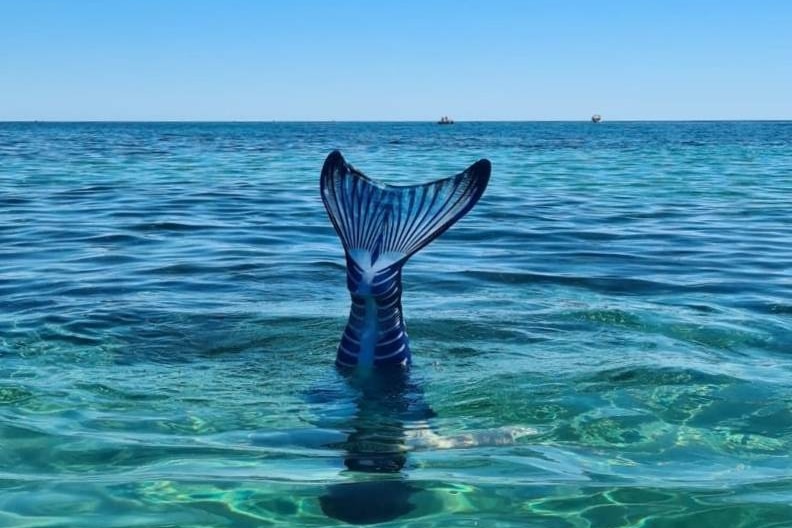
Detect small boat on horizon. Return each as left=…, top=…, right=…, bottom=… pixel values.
left=437, top=116, right=454, bottom=125
left=591, top=114, right=602, bottom=123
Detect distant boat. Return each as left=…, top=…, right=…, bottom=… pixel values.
left=591, top=114, right=602, bottom=123
left=437, top=116, right=454, bottom=125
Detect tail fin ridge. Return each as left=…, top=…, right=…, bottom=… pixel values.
left=321, top=151, right=490, bottom=268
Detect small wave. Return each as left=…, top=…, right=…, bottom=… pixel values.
left=127, top=221, right=220, bottom=232
left=139, top=263, right=222, bottom=275
left=581, top=366, right=740, bottom=386
left=79, top=233, right=146, bottom=244
left=65, top=254, right=141, bottom=265
left=459, top=270, right=678, bottom=295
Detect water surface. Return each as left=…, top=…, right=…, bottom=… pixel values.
left=1, top=121, right=791, bottom=526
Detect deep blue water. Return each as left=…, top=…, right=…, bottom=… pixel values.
left=1, top=121, right=791, bottom=527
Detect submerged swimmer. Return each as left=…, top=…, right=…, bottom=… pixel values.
left=315, top=365, right=534, bottom=524
left=320, top=150, right=491, bottom=368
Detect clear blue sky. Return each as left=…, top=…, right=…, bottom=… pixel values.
left=2, top=0, right=790, bottom=121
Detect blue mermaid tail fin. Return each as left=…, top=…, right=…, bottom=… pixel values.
left=320, top=150, right=490, bottom=368
left=321, top=150, right=490, bottom=270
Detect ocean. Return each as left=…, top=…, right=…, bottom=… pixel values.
left=1, top=121, right=791, bottom=527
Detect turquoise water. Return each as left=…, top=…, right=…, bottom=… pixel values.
left=1, top=121, right=791, bottom=527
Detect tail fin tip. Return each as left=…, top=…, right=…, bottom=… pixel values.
left=320, top=151, right=490, bottom=266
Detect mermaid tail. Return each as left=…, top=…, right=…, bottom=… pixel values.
left=320, top=150, right=490, bottom=368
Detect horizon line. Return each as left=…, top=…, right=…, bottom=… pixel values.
left=2, top=118, right=792, bottom=124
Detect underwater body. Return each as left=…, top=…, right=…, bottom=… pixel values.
left=1, top=121, right=791, bottom=527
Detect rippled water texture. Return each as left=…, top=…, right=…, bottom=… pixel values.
left=1, top=122, right=791, bottom=527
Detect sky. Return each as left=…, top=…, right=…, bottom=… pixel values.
left=1, top=0, right=791, bottom=121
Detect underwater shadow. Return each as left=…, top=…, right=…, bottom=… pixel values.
left=319, top=367, right=434, bottom=525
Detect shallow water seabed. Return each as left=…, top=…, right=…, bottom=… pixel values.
left=1, top=121, right=792, bottom=527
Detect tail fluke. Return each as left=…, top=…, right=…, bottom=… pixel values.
left=320, top=150, right=490, bottom=368
left=321, top=150, right=490, bottom=270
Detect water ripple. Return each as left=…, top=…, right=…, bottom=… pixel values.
left=2, top=121, right=792, bottom=526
